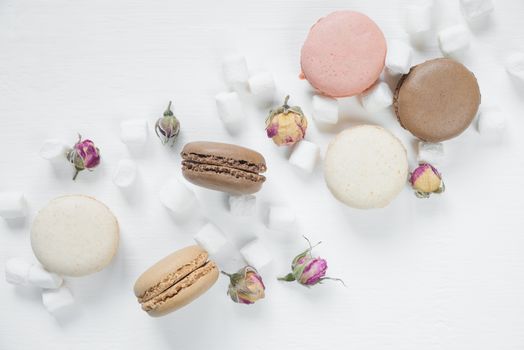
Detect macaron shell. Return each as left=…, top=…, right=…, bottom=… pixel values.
left=134, top=245, right=207, bottom=299
left=394, top=58, right=481, bottom=142
left=300, top=11, right=387, bottom=97
left=181, top=141, right=267, bottom=172
left=146, top=263, right=219, bottom=317
left=324, top=125, right=408, bottom=209
left=30, top=195, right=119, bottom=277
left=182, top=167, right=264, bottom=195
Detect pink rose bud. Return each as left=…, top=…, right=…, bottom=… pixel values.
left=409, top=163, right=445, bottom=198
left=278, top=236, right=344, bottom=287
left=265, top=95, right=308, bottom=146
left=66, top=134, right=101, bottom=180
left=222, top=266, right=265, bottom=304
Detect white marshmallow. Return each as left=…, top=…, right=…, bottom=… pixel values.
left=267, top=205, right=296, bottom=232
left=215, top=92, right=244, bottom=132
left=477, top=109, right=506, bottom=137
left=248, top=72, right=276, bottom=107
left=228, top=194, right=256, bottom=216
left=360, top=82, right=393, bottom=112
left=39, top=139, right=68, bottom=161
left=120, top=119, right=148, bottom=146
left=42, top=286, right=75, bottom=316
left=506, top=52, right=524, bottom=81
left=405, top=4, right=432, bottom=35
left=460, top=0, right=494, bottom=22
left=386, top=40, right=413, bottom=75
left=289, top=140, right=320, bottom=173
left=194, top=223, right=228, bottom=255
left=28, top=264, right=63, bottom=289
left=222, top=54, right=249, bottom=91
left=5, top=258, right=32, bottom=286
left=0, top=192, right=27, bottom=219
left=240, top=239, right=273, bottom=270
left=417, top=142, right=445, bottom=166
left=438, top=25, right=470, bottom=56
left=113, top=159, right=137, bottom=188
left=312, top=95, right=339, bottom=125
left=159, top=178, right=197, bottom=214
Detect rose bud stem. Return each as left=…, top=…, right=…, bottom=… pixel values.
left=220, top=271, right=232, bottom=278
left=164, top=101, right=173, bottom=117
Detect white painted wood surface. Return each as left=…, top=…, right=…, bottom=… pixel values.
left=1, top=0, right=524, bottom=349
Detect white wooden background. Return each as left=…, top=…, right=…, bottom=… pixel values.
left=1, top=0, right=524, bottom=349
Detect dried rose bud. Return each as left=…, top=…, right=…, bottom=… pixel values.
left=409, top=163, right=445, bottom=198
left=278, top=236, right=344, bottom=287
left=66, top=134, right=100, bottom=180
left=265, top=95, right=308, bottom=146
left=155, top=101, right=180, bottom=146
left=222, top=266, right=265, bottom=304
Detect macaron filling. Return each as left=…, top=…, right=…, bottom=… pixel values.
left=141, top=261, right=217, bottom=312
left=181, top=152, right=266, bottom=183
left=138, top=252, right=209, bottom=303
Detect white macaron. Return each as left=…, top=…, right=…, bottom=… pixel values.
left=31, top=195, right=119, bottom=276
left=324, top=125, right=408, bottom=209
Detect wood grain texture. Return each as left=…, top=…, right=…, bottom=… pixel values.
left=1, top=0, right=524, bottom=349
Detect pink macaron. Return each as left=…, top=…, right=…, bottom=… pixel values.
left=300, top=11, right=387, bottom=98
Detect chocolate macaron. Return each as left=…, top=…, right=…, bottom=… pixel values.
left=181, top=141, right=267, bottom=195
left=393, top=58, right=481, bottom=142
left=134, top=246, right=219, bottom=317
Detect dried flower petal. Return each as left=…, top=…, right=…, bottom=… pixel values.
left=222, top=266, right=265, bottom=305
left=155, top=101, right=180, bottom=146
left=66, top=134, right=101, bottom=180
left=278, top=236, right=344, bottom=287
left=265, top=95, right=308, bottom=146
left=409, top=163, right=445, bottom=198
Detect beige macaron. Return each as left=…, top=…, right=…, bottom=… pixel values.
left=134, top=245, right=219, bottom=317
left=324, top=125, right=408, bottom=209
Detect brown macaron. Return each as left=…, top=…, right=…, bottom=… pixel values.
left=181, top=141, right=267, bottom=195
left=393, top=58, right=481, bottom=142
left=134, top=245, right=219, bottom=317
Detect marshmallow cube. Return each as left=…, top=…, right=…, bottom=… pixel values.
left=28, top=264, right=63, bottom=289
left=248, top=72, right=276, bottom=107
left=506, top=53, right=524, bottom=81
left=417, top=142, right=445, bottom=166
left=42, top=286, right=75, bottom=316
left=228, top=194, right=256, bottom=216
left=460, top=0, right=494, bottom=21
left=5, top=258, right=32, bottom=286
left=215, top=92, right=244, bottom=131
left=0, top=192, right=27, bottom=219
left=386, top=40, right=413, bottom=75
left=222, top=54, right=249, bottom=90
left=267, top=205, right=296, bottom=232
left=360, top=82, right=393, bottom=112
left=120, top=119, right=148, bottom=146
left=194, top=223, right=228, bottom=255
left=159, top=178, right=197, bottom=214
left=39, top=139, right=68, bottom=161
left=477, top=109, right=506, bottom=136
left=289, top=140, right=320, bottom=173
left=438, top=25, right=470, bottom=56
left=312, top=95, right=339, bottom=125
left=113, top=159, right=137, bottom=188
left=405, top=4, right=432, bottom=35
left=240, top=239, right=273, bottom=270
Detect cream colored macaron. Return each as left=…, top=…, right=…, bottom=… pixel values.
left=324, top=125, right=408, bottom=209
left=31, top=195, right=119, bottom=276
